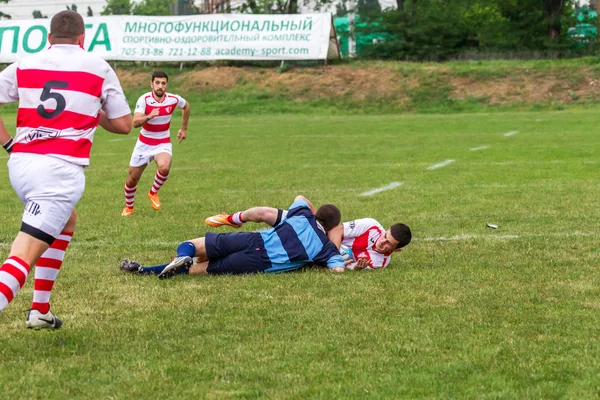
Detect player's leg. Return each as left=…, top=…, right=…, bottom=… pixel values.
left=1, top=154, right=84, bottom=329
left=157, top=237, right=207, bottom=279
left=123, top=141, right=152, bottom=216
left=0, top=232, right=50, bottom=311
left=30, top=210, right=76, bottom=317
left=205, top=207, right=286, bottom=228
left=203, top=233, right=270, bottom=275
left=189, top=261, right=209, bottom=275
left=121, top=237, right=207, bottom=277
left=147, top=151, right=172, bottom=210
left=122, top=165, right=146, bottom=216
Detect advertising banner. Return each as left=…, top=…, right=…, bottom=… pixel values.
left=0, top=14, right=340, bottom=63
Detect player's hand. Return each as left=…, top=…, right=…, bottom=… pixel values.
left=344, top=260, right=357, bottom=270
left=177, top=128, right=187, bottom=144
left=355, top=257, right=370, bottom=270
left=147, top=109, right=160, bottom=120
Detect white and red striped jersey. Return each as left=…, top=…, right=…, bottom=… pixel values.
left=134, top=92, right=186, bottom=145
left=341, top=218, right=392, bottom=270
left=0, top=45, right=130, bottom=166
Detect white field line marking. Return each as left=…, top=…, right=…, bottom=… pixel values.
left=108, top=138, right=124, bottom=142
left=416, top=231, right=599, bottom=242
left=360, top=182, right=403, bottom=197
left=427, top=159, right=455, bottom=170
left=504, top=130, right=519, bottom=137
left=470, top=146, right=489, bottom=151
left=171, top=160, right=599, bottom=172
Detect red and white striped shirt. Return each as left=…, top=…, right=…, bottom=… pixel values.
left=342, top=218, right=392, bottom=269
left=0, top=45, right=130, bottom=166
left=134, top=92, right=186, bottom=146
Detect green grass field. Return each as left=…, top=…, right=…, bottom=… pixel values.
left=1, top=109, right=599, bottom=398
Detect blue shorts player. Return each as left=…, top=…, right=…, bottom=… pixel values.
left=121, top=195, right=346, bottom=277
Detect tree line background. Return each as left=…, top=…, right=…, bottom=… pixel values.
left=0, top=0, right=596, bottom=60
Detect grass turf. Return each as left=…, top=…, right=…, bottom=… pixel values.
left=0, top=109, right=599, bottom=398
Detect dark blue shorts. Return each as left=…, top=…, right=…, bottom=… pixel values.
left=205, top=232, right=271, bottom=275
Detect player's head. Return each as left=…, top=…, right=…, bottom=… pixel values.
left=49, top=10, right=85, bottom=46
left=315, top=204, right=341, bottom=232
left=374, top=223, right=412, bottom=254
left=151, top=71, right=169, bottom=98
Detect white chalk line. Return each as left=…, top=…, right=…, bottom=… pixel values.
left=417, top=231, right=599, bottom=242
left=0, top=240, right=182, bottom=248
left=108, top=138, right=124, bottom=142
left=360, top=182, right=403, bottom=197
left=163, top=160, right=600, bottom=172
left=427, top=159, right=455, bottom=170
left=504, top=130, right=519, bottom=137
left=470, top=146, right=489, bottom=151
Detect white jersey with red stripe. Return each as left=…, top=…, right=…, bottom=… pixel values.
left=0, top=44, right=130, bottom=166
left=341, top=218, right=392, bottom=270
left=134, top=92, right=186, bottom=145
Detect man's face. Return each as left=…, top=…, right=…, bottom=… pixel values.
left=374, top=228, right=400, bottom=254
left=151, top=77, right=168, bottom=98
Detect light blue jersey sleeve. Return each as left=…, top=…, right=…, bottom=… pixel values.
left=327, top=254, right=345, bottom=269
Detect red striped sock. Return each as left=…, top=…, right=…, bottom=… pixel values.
left=228, top=212, right=245, bottom=225
left=150, top=171, right=168, bottom=195
left=31, top=231, right=73, bottom=314
left=0, top=256, right=30, bottom=311
left=125, top=182, right=136, bottom=208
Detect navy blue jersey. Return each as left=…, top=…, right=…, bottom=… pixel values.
left=259, top=199, right=344, bottom=273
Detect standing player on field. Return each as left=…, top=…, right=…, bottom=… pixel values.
left=0, top=11, right=132, bottom=329
left=121, top=72, right=190, bottom=216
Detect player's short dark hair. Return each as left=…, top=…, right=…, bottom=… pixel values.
left=50, top=11, right=84, bottom=41
left=315, top=204, right=341, bottom=232
left=152, top=71, right=169, bottom=82
left=390, top=223, right=412, bottom=249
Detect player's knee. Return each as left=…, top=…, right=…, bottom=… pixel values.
left=127, top=176, right=140, bottom=187
left=158, top=166, right=170, bottom=177
left=177, top=241, right=196, bottom=257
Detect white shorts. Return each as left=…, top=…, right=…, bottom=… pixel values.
left=129, top=140, right=172, bottom=167
left=8, top=153, right=85, bottom=241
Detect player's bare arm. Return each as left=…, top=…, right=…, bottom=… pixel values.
left=132, top=109, right=159, bottom=128
left=99, top=110, right=132, bottom=134
left=0, top=116, right=14, bottom=153
left=327, top=225, right=344, bottom=249
left=177, top=102, right=190, bottom=144
left=294, top=195, right=316, bottom=214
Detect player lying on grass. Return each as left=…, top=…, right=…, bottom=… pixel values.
left=205, top=211, right=412, bottom=270
left=120, top=195, right=345, bottom=278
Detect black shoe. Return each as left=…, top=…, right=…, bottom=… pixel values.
left=158, top=256, right=193, bottom=280
left=120, top=258, right=142, bottom=273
